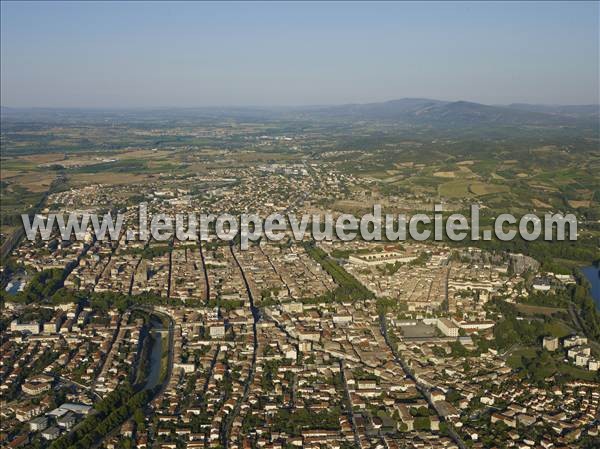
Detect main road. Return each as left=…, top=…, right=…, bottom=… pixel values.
left=219, top=242, right=259, bottom=448
left=379, top=314, right=467, bottom=449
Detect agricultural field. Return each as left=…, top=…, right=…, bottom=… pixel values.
left=1, top=110, right=599, bottom=254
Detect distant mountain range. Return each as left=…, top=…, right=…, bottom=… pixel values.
left=2, top=99, right=598, bottom=128
left=507, top=103, right=600, bottom=119
left=298, top=98, right=600, bottom=126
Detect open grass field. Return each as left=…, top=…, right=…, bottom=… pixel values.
left=514, top=303, right=567, bottom=317
left=438, top=180, right=471, bottom=198
left=0, top=169, right=27, bottom=180
left=507, top=346, right=597, bottom=381
left=10, top=173, right=56, bottom=193
left=543, top=321, right=572, bottom=338
left=531, top=198, right=552, bottom=209
left=432, top=171, right=456, bottom=178
left=119, top=149, right=174, bottom=160
left=68, top=172, right=155, bottom=187
left=557, top=363, right=599, bottom=381
left=507, top=348, right=537, bottom=368
left=568, top=200, right=592, bottom=209
left=0, top=159, right=39, bottom=171
left=20, top=152, right=66, bottom=164
left=468, top=182, right=509, bottom=196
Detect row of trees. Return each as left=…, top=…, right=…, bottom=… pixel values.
left=303, top=243, right=374, bottom=302
left=49, top=383, right=151, bottom=449
left=271, top=407, right=342, bottom=435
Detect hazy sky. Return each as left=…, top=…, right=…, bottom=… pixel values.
left=1, top=1, right=598, bottom=107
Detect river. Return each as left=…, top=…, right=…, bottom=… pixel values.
left=581, top=265, right=600, bottom=311
left=144, top=318, right=165, bottom=391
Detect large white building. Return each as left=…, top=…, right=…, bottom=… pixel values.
left=542, top=336, right=559, bottom=352
left=10, top=320, right=40, bottom=335
left=349, top=251, right=417, bottom=266
left=437, top=318, right=459, bottom=337
left=209, top=324, right=225, bottom=338
left=456, top=320, right=495, bottom=331
left=564, top=335, right=588, bottom=348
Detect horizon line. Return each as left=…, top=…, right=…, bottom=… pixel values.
left=2, top=98, right=599, bottom=110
